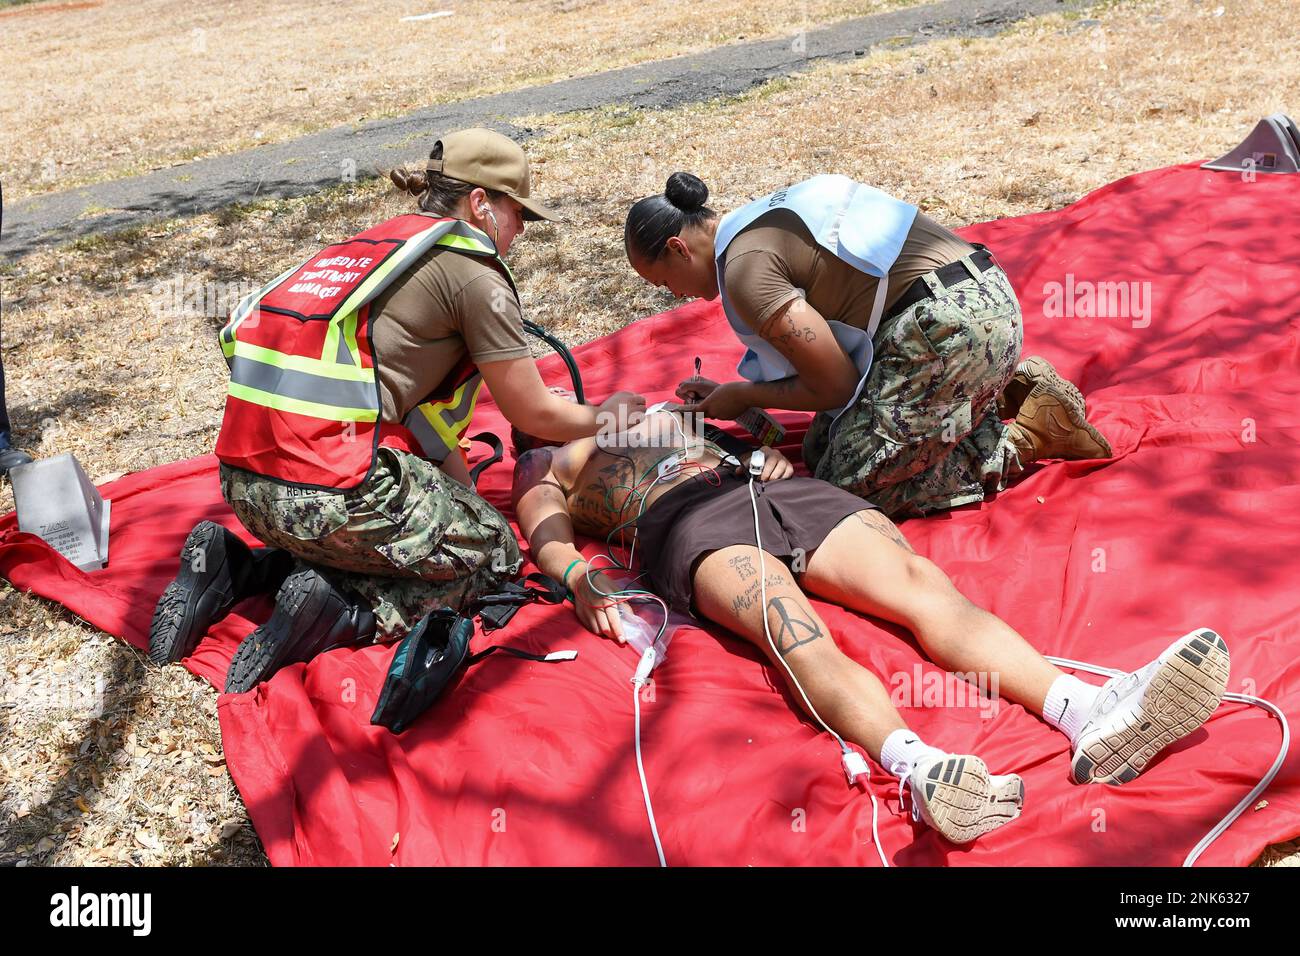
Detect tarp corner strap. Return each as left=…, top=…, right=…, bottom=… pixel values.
left=468, top=643, right=578, bottom=665
left=474, top=572, right=569, bottom=633
left=468, top=431, right=504, bottom=487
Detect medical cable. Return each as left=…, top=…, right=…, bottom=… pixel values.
left=744, top=456, right=890, bottom=867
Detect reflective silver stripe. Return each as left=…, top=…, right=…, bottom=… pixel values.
left=336, top=325, right=355, bottom=366
left=401, top=373, right=483, bottom=461
left=402, top=407, right=453, bottom=461
left=229, top=354, right=377, bottom=410
left=437, top=373, right=482, bottom=430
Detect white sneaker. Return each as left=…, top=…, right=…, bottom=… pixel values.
left=896, top=753, right=1024, bottom=844
left=1071, top=628, right=1230, bottom=785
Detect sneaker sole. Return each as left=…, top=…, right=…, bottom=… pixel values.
left=914, top=756, right=1025, bottom=844
left=224, top=571, right=337, bottom=693
left=147, top=522, right=231, bottom=665
left=1071, top=628, right=1230, bottom=785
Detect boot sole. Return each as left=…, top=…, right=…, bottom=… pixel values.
left=1071, top=629, right=1230, bottom=785
left=1020, top=357, right=1113, bottom=458
left=148, top=522, right=232, bottom=665
left=1000, top=355, right=1082, bottom=420
left=225, top=571, right=355, bottom=693
left=914, top=755, right=1024, bottom=844
left=1018, top=356, right=1087, bottom=419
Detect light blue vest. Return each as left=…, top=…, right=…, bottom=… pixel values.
left=714, top=175, right=917, bottom=417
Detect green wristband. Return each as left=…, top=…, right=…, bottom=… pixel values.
left=562, top=558, right=586, bottom=590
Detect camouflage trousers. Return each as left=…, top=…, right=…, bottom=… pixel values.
left=803, top=262, right=1026, bottom=518
left=219, top=446, right=523, bottom=641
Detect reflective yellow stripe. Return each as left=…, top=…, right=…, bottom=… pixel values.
left=406, top=375, right=482, bottom=459
left=319, top=224, right=452, bottom=363
left=228, top=382, right=378, bottom=422
left=222, top=262, right=301, bottom=349
left=341, top=307, right=361, bottom=366
left=230, top=341, right=375, bottom=382
left=414, top=398, right=459, bottom=454
left=429, top=377, right=482, bottom=447
left=435, top=233, right=493, bottom=253
left=440, top=375, right=483, bottom=427
left=320, top=305, right=362, bottom=368
left=432, top=231, right=518, bottom=288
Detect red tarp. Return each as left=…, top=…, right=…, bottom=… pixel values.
left=2, top=162, right=1298, bottom=866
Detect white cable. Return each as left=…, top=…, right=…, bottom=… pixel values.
left=866, top=775, right=888, bottom=868
left=1185, top=691, right=1289, bottom=867
left=747, top=472, right=890, bottom=867
left=747, top=477, right=847, bottom=750
left=632, top=649, right=666, bottom=867
left=613, top=416, right=717, bottom=868
left=1044, top=654, right=1290, bottom=867
left=623, top=446, right=692, bottom=569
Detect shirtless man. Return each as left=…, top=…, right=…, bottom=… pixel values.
left=510, top=407, right=1230, bottom=844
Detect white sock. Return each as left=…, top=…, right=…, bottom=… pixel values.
left=1042, top=674, right=1101, bottom=744
left=880, top=728, right=947, bottom=777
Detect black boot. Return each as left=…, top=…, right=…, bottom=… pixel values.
left=0, top=431, right=32, bottom=476
left=224, top=568, right=377, bottom=693
left=149, top=521, right=294, bottom=665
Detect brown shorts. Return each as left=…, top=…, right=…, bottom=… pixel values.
left=634, top=474, right=876, bottom=615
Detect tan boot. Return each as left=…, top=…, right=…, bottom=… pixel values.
left=996, top=355, right=1086, bottom=421
left=1006, top=364, right=1112, bottom=462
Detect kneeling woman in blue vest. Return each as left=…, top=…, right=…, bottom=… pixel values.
left=624, top=173, right=1110, bottom=517
left=150, top=129, right=645, bottom=692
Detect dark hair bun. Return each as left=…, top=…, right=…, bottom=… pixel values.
left=664, top=172, right=708, bottom=212
left=389, top=166, right=428, bottom=196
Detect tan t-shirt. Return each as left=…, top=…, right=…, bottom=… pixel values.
left=721, top=208, right=976, bottom=334
left=369, top=245, right=531, bottom=423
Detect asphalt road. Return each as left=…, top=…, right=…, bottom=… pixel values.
left=1, top=0, right=1083, bottom=258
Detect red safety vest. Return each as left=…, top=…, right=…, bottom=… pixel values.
left=214, top=214, right=517, bottom=489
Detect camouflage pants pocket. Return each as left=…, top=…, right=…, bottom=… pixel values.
left=812, top=266, right=1026, bottom=515
left=220, top=466, right=350, bottom=559
left=873, top=395, right=975, bottom=453
left=352, top=447, right=521, bottom=582
left=435, top=478, right=523, bottom=582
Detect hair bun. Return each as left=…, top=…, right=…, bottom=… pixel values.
left=389, top=166, right=428, bottom=196
left=664, top=172, right=708, bottom=212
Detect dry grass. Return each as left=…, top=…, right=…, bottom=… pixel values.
left=0, top=0, right=909, bottom=200
left=0, top=612, right=266, bottom=865
left=2, top=0, right=1298, bottom=865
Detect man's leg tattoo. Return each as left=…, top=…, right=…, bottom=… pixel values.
left=855, top=510, right=915, bottom=552
left=768, top=595, right=824, bottom=656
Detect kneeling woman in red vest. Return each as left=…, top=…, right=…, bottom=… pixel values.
left=149, top=129, right=645, bottom=692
